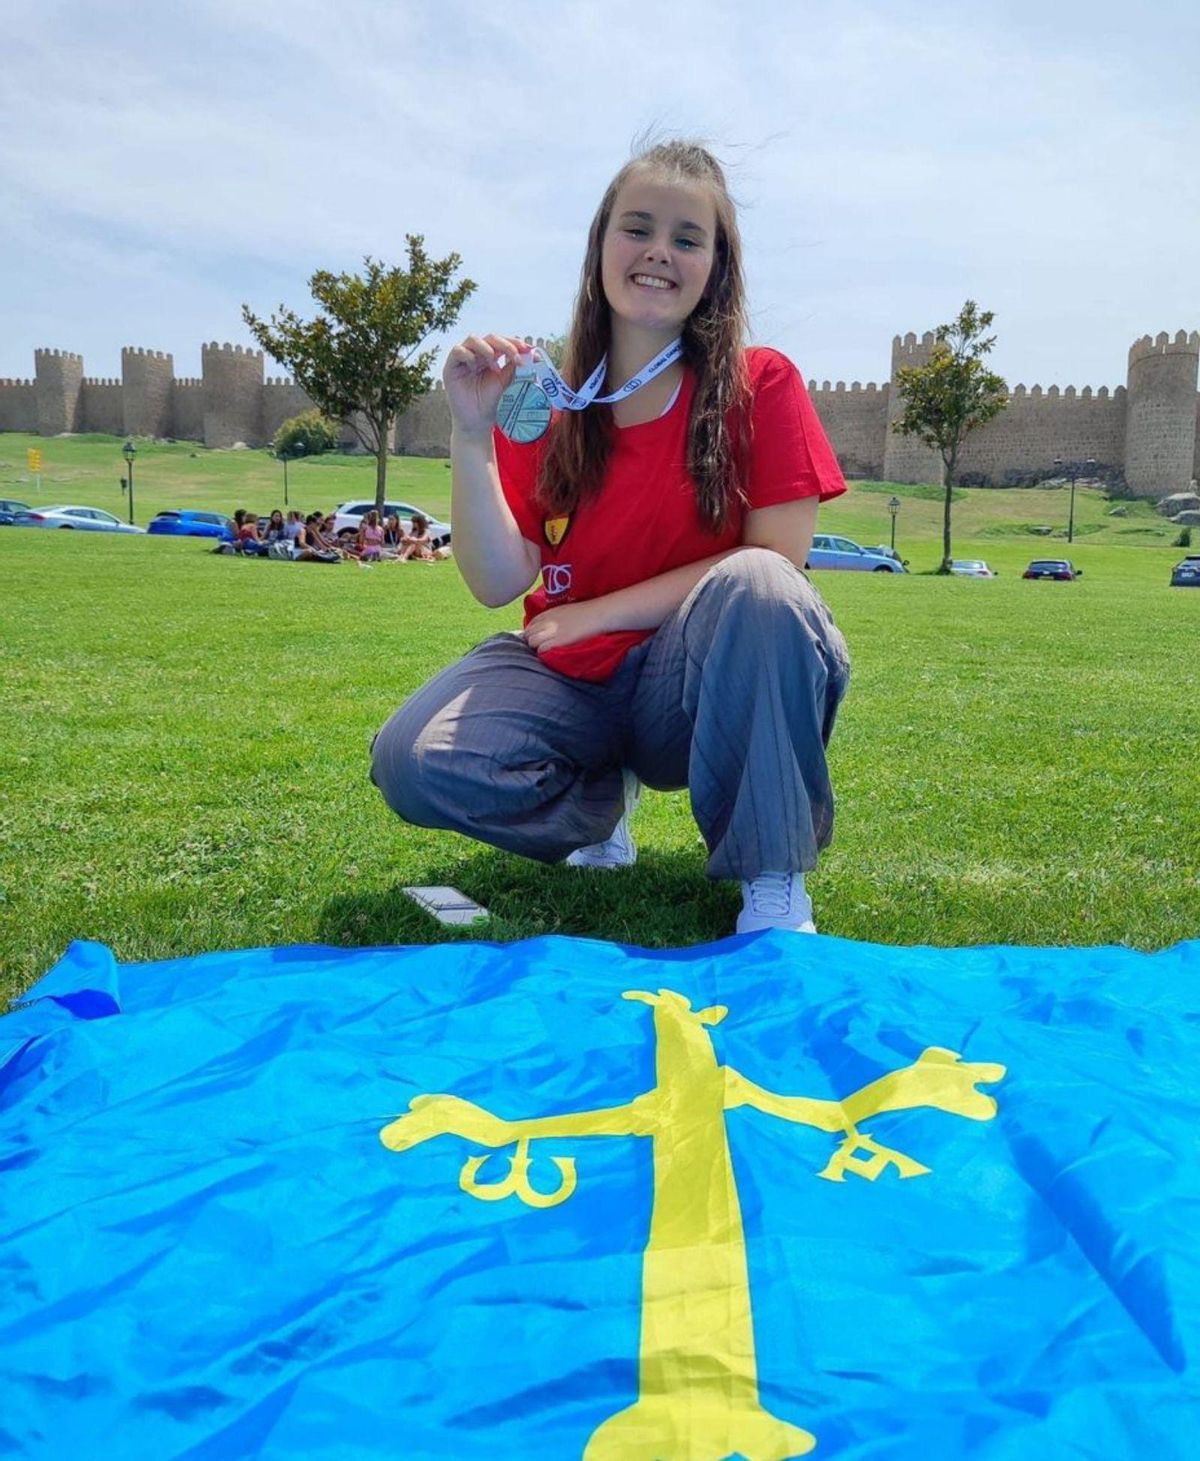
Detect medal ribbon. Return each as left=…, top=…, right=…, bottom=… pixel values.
left=512, top=336, right=683, bottom=411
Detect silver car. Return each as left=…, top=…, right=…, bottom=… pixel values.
left=13, top=504, right=144, bottom=534
left=332, top=499, right=451, bottom=548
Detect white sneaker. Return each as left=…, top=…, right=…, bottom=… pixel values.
left=736, top=871, right=817, bottom=934
left=565, top=771, right=641, bottom=870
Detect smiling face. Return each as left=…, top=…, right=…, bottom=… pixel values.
left=600, top=172, right=717, bottom=337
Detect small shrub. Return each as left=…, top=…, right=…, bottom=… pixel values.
left=1174, top=526, right=1193, bottom=548
left=273, top=410, right=339, bottom=459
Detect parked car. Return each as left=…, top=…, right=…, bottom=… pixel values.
left=11, top=505, right=144, bottom=534
left=949, top=559, right=997, bottom=578
left=332, top=500, right=451, bottom=548
left=1170, top=554, right=1200, bottom=588
left=148, top=509, right=235, bottom=542
left=806, top=534, right=906, bottom=572
left=0, top=498, right=31, bottom=525
left=1022, top=559, right=1082, bottom=581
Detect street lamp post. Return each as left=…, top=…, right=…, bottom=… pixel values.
left=1054, top=456, right=1095, bottom=545
left=122, top=441, right=136, bottom=525
left=887, top=495, right=901, bottom=553
left=1080, top=458, right=1096, bottom=546
left=278, top=440, right=306, bottom=509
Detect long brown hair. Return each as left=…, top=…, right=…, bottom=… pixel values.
left=537, top=141, right=751, bottom=532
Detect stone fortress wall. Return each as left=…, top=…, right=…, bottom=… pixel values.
left=3, top=330, right=1198, bottom=497
left=806, top=328, right=1200, bottom=496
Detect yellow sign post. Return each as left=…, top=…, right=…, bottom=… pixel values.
left=26, top=448, right=42, bottom=493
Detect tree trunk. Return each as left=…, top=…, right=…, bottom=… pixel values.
left=940, top=449, right=957, bottom=574
left=374, top=416, right=391, bottom=515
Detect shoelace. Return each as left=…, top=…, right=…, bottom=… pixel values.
left=748, top=872, right=794, bottom=916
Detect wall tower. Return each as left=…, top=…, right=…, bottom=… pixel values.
left=33, top=349, right=83, bottom=436
left=1123, top=330, right=1200, bottom=497
left=201, top=342, right=264, bottom=448
left=122, top=348, right=176, bottom=438
left=881, top=333, right=944, bottom=484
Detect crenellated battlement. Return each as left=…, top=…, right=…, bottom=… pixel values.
left=34, top=348, right=83, bottom=363
left=809, top=380, right=883, bottom=395
left=1005, top=383, right=1125, bottom=401
left=264, top=376, right=298, bottom=387
left=1128, top=329, right=1200, bottom=366
left=891, top=331, right=937, bottom=361
left=175, top=377, right=202, bottom=388
left=0, top=377, right=34, bottom=387
left=83, top=377, right=121, bottom=386
left=121, top=347, right=174, bottom=362
left=202, top=341, right=264, bottom=360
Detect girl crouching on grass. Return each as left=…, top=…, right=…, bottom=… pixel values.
left=371, top=140, right=849, bottom=935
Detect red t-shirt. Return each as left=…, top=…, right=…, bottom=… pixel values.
left=493, top=345, right=846, bottom=682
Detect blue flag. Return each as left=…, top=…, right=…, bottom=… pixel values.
left=2, top=933, right=1197, bottom=1457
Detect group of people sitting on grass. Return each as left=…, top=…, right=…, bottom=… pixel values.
left=226, top=509, right=447, bottom=565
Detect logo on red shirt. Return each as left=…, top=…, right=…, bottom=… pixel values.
left=543, top=563, right=573, bottom=598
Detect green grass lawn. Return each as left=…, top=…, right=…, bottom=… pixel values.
left=2, top=433, right=1197, bottom=1000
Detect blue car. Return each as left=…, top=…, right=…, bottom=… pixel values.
left=806, top=534, right=907, bottom=572
left=1170, top=554, right=1200, bottom=588
left=0, top=498, right=31, bottom=525
left=148, top=510, right=235, bottom=542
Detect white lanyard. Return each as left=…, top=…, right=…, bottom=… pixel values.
left=515, top=336, right=683, bottom=411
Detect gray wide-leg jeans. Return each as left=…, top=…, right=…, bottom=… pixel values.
left=370, top=549, right=850, bottom=880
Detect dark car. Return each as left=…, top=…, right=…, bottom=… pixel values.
left=1023, top=559, right=1083, bottom=581
left=147, top=510, right=235, bottom=542
left=1170, top=554, right=1200, bottom=588
left=0, top=498, right=31, bottom=525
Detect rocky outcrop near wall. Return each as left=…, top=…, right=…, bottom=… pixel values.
left=956, top=384, right=1127, bottom=485
left=807, top=380, right=888, bottom=478
left=122, top=347, right=175, bottom=438
left=34, top=349, right=83, bottom=436
left=261, top=378, right=317, bottom=442
left=1124, top=331, right=1200, bottom=497
left=396, top=383, right=453, bottom=458
left=201, top=343, right=264, bottom=448
left=882, top=333, right=944, bottom=484
left=80, top=378, right=124, bottom=434
left=0, top=380, right=36, bottom=432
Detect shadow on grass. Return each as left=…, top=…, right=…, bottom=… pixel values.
left=316, top=846, right=738, bottom=951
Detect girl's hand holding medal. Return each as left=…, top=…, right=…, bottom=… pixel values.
left=442, top=334, right=530, bottom=439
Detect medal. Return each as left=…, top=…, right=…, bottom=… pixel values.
left=496, top=372, right=553, bottom=444
left=496, top=336, right=684, bottom=443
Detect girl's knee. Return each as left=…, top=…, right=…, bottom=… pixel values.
left=704, top=547, right=819, bottom=612
left=371, top=708, right=438, bottom=824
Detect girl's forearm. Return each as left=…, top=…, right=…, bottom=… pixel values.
left=582, top=549, right=743, bottom=633
left=450, top=428, right=540, bottom=607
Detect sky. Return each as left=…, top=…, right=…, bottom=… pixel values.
left=2, top=0, right=1197, bottom=392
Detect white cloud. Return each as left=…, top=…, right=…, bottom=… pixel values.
left=0, top=0, right=1196, bottom=387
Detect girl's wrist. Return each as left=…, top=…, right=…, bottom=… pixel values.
left=451, top=421, right=494, bottom=449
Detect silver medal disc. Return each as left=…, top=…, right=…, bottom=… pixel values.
left=497, top=376, right=552, bottom=443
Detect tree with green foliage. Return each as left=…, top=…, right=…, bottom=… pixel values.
left=243, top=242, right=476, bottom=513
left=272, top=409, right=339, bottom=460
left=893, top=301, right=1008, bottom=573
